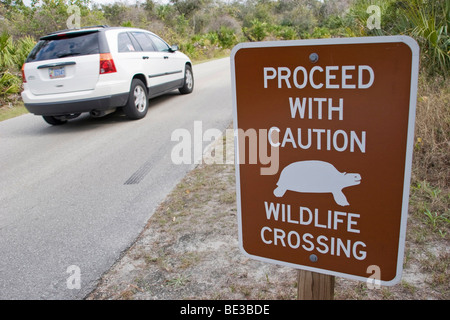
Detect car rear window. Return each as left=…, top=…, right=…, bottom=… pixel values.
left=26, top=31, right=99, bottom=62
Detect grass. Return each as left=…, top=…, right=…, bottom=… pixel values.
left=0, top=100, right=28, bottom=121
left=166, top=274, right=190, bottom=287
left=409, top=189, right=449, bottom=242
left=412, top=75, right=449, bottom=185
left=407, top=73, right=450, bottom=248
left=400, top=72, right=449, bottom=299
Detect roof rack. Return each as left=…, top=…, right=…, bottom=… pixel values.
left=45, top=25, right=110, bottom=36
left=81, top=25, right=110, bottom=29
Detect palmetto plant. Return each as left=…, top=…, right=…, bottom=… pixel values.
left=0, top=31, right=36, bottom=72
left=0, top=71, right=21, bottom=97
left=348, top=0, right=449, bottom=78
left=13, top=36, right=36, bottom=71
left=0, top=31, right=15, bottom=72
left=403, top=0, right=449, bottom=77
left=0, top=31, right=35, bottom=97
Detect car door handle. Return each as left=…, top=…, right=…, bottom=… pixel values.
left=164, top=56, right=169, bottom=59
left=142, top=56, right=149, bottom=60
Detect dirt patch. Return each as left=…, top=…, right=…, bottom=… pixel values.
left=87, top=125, right=449, bottom=300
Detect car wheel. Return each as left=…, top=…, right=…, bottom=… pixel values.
left=123, top=79, right=149, bottom=120
left=42, top=116, right=67, bottom=125
left=179, top=64, right=194, bottom=94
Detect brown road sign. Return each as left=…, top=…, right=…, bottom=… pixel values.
left=231, top=36, right=419, bottom=285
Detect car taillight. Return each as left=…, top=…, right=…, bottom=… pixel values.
left=21, top=63, right=27, bottom=83
left=99, top=53, right=117, bottom=74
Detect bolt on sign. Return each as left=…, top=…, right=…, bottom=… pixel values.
left=231, top=36, right=419, bottom=285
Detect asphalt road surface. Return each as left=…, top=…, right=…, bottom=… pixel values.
left=0, top=58, right=232, bottom=299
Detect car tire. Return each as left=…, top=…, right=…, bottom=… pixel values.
left=123, top=79, right=149, bottom=120
left=42, top=116, right=67, bottom=125
left=179, top=64, right=194, bottom=94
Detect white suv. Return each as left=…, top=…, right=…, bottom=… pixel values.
left=21, top=26, right=194, bottom=125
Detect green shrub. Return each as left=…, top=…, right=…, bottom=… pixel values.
left=272, top=25, right=297, bottom=40
left=206, top=32, right=219, bottom=46
left=346, top=0, right=449, bottom=78
left=403, top=0, right=449, bottom=78
left=179, top=42, right=197, bottom=59
left=0, top=71, right=21, bottom=97
left=0, top=32, right=14, bottom=72
left=243, top=19, right=268, bottom=41
left=217, top=26, right=237, bottom=49
left=13, top=36, right=36, bottom=70
left=310, top=26, right=332, bottom=39
left=0, top=31, right=36, bottom=72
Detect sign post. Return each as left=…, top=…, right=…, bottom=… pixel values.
left=231, top=36, right=419, bottom=292
left=298, top=270, right=334, bottom=300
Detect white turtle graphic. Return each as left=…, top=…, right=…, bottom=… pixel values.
left=273, top=160, right=361, bottom=206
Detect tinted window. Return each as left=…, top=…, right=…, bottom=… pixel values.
left=131, top=32, right=155, bottom=52
left=118, top=32, right=136, bottom=52
left=27, top=32, right=99, bottom=62
left=148, top=34, right=170, bottom=52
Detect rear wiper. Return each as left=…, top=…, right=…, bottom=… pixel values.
left=56, top=52, right=81, bottom=58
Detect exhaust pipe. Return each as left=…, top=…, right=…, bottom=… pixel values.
left=90, top=108, right=116, bottom=118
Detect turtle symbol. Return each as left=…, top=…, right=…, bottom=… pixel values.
left=273, top=160, right=361, bottom=207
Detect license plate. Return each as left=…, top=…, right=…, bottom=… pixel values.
left=49, top=67, right=65, bottom=79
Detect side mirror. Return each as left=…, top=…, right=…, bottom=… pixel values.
left=169, top=44, right=179, bottom=52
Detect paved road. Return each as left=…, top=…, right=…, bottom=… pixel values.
left=0, top=58, right=232, bottom=299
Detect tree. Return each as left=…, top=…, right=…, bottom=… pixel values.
left=170, top=0, right=205, bottom=18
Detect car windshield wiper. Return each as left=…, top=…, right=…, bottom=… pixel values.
left=56, top=52, right=81, bottom=58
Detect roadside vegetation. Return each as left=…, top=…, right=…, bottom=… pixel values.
left=0, top=1, right=448, bottom=104
left=1, top=0, right=448, bottom=299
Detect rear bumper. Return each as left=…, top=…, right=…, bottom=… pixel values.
left=24, top=93, right=129, bottom=116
